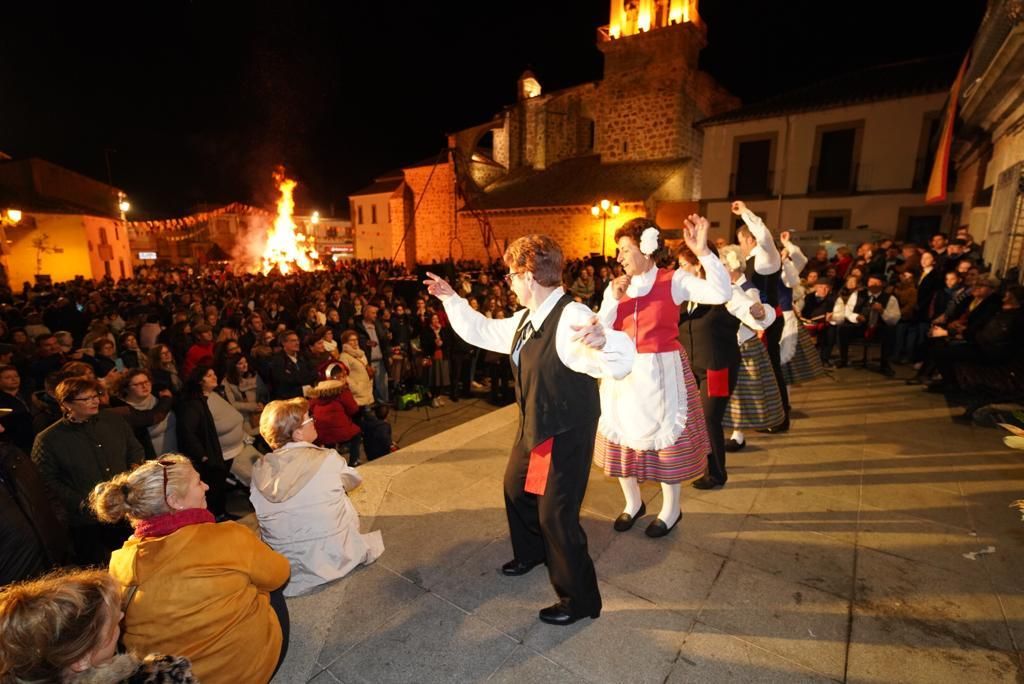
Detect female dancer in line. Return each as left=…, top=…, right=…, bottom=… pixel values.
left=717, top=245, right=786, bottom=452
left=594, top=215, right=731, bottom=537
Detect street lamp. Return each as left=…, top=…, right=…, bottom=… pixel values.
left=591, top=199, right=621, bottom=257
left=3, top=209, right=22, bottom=224
left=310, top=211, right=320, bottom=225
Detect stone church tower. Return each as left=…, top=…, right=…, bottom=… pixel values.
left=595, top=0, right=736, bottom=164
left=353, top=1, right=740, bottom=264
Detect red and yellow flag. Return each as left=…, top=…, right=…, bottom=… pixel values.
left=926, top=54, right=971, bottom=204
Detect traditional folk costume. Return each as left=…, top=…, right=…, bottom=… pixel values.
left=779, top=236, right=826, bottom=385
left=722, top=280, right=785, bottom=449
left=738, top=209, right=789, bottom=430
left=442, top=287, right=634, bottom=621
left=595, top=238, right=731, bottom=533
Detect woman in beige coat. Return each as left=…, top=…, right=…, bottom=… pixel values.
left=251, top=398, right=384, bottom=597
left=338, top=329, right=374, bottom=408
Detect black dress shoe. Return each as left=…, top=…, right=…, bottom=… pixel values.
left=758, top=416, right=790, bottom=434
left=724, top=438, right=746, bottom=452
left=879, top=365, right=895, bottom=377
left=538, top=602, right=600, bottom=626
left=500, top=558, right=543, bottom=576
left=613, top=502, right=646, bottom=532
left=645, top=512, right=681, bottom=538
left=905, top=376, right=925, bottom=385
left=692, top=477, right=724, bottom=490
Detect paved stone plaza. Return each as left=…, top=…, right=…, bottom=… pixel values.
left=268, top=368, right=1024, bottom=683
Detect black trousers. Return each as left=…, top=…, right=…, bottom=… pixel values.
left=269, top=583, right=291, bottom=678
left=693, top=362, right=739, bottom=486
left=838, top=323, right=894, bottom=368
left=503, top=421, right=601, bottom=616
left=765, top=316, right=789, bottom=413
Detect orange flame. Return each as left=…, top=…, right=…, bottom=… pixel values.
left=260, top=167, right=320, bottom=275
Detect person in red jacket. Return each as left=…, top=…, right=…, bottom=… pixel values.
left=308, top=367, right=362, bottom=466
left=182, top=324, right=215, bottom=378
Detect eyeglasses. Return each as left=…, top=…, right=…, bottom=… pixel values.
left=129, top=380, right=152, bottom=388
left=71, top=394, right=102, bottom=403
left=157, top=459, right=174, bottom=508
left=503, top=271, right=526, bottom=284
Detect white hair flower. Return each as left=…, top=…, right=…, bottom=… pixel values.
left=639, top=227, right=660, bottom=256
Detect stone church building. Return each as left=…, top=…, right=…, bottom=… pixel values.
left=349, top=0, right=738, bottom=264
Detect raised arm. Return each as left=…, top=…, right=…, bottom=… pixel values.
left=425, top=272, right=520, bottom=354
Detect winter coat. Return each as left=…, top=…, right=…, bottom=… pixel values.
left=0, top=442, right=70, bottom=584
left=109, top=521, right=288, bottom=684
left=250, top=442, right=383, bottom=597
left=310, top=389, right=360, bottom=445
left=174, top=395, right=226, bottom=469
left=31, top=413, right=145, bottom=527
left=65, top=653, right=197, bottom=684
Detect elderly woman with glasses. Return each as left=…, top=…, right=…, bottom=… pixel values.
left=31, top=376, right=145, bottom=564
left=89, top=455, right=291, bottom=683
left=107, top=368, right=177, bottom=460
left=250, top=398, right=384, bottom=597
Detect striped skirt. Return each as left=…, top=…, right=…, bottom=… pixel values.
left=723, top=337, right=786, bottom=430
left=594, top=352, right=709, bottom=484
left=782, top=326, right=827, bottom=385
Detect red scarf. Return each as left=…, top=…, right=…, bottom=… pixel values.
left=133, top=508, right=216, bottom=539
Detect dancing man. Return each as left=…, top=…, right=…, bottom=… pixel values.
left=423, top=234, right=634, bottom=626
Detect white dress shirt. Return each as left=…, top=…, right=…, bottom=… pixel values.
left=440, top=287, right=634, bottom=380
left=726, top=282, right=775, bottom=344
left=740, top=209, right=782, bottom=275
left=843, top=290, right=901, bottom=326
left=596, top=255, right=731, bottom=327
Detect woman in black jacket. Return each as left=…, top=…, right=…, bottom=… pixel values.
left=175, top=364, right=230, bottom=518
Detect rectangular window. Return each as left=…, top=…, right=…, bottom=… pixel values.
left=808, top=210, right=851, bottom=231
left=810, top=123, right=862, bottom=193
left=371, top=205, right=377, bottom=224
left=358, top=206, right=364, bottom=225
left=733, top=138, right=773, bottom=196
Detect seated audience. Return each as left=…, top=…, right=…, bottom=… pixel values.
left=0, top=568, right=197, bottom=682
left=252, top=398, right=384, bottom=597
left=90, top=455, right=289, bottom=683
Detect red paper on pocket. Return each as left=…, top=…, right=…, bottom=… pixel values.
left=707, top=368, right=730, bottom=397
left=524, top=437, right=554, bottom=496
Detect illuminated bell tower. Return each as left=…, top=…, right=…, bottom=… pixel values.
left=596, top=0, right=710, bottom=163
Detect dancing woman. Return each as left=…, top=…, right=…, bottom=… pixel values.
left=594, top=215, right=731, bottom=537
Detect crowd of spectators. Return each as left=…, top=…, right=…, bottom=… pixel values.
left=0, top=229, right=1021, bottom=680
left=792, top=228, right=1024, bottom=414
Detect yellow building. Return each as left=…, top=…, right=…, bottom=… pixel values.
left=0, top=158, right=133, bottom=286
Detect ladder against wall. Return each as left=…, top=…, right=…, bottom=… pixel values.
left=989, top=162, right=1024, bottom=282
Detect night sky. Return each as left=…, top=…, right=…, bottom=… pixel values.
left=0, top=1, right=987, bottom=219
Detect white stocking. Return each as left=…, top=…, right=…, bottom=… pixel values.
left=658, top=482, right=681, bottom=526
left=730, top=429, right=745, bottom=445
left=618, top=477, right=643, bottom=516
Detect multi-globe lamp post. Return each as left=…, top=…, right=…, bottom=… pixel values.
left=591, top=198, right=620, bottom=257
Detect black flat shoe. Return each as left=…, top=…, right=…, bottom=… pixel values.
left=645, top=512, right=681, bottom=538
left=758, top=416, right=790, bottom=434
left=692, top=477, right=724, bottom=490
left=501, top=558, right=543, bottom=576
left=724, top=438, right=746, bottom=452
left=613, top=502, right=646, bottom=532
left=538, top=602, right=600, bottom=626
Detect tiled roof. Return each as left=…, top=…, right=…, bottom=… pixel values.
left=348, top=178, right=404, bottom=197
left=697, top=55, right=960, bottom=127
left=471, top=155, right=690, bottom=210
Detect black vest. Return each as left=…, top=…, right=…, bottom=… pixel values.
left=852, top=290, right=892, bottom=320
left=744, top=256, right=781, bottom=307
left=511, top=294, right=600, bottom=449
left=678, top=303, right=740, bottom=373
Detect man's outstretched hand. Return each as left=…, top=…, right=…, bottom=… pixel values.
left=423, top=272, right=455, bottom=298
